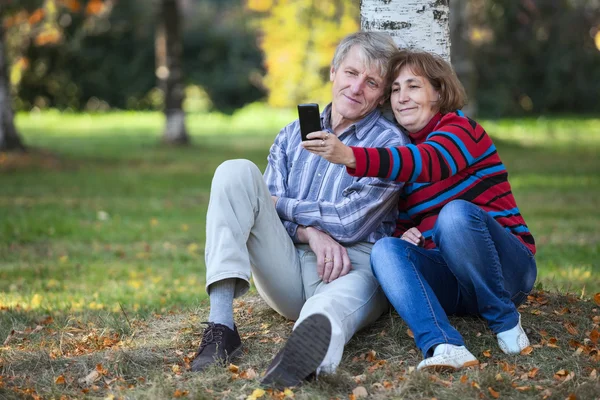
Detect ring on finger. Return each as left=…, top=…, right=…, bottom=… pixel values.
left=321, top=139, right=326, bottom=147
left=324, top=257, right=334, bottom=263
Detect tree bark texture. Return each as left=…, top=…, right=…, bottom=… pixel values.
left=360, top=0, right=451, bottom=62
left=0, top=24, right=25, bottom=152
left=156, top=0, right=189, bottom=145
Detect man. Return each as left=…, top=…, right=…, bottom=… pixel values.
left=192, top=31, right=409, bottom=388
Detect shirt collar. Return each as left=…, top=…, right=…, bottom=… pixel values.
left=322, top=103, right=382, bottom=140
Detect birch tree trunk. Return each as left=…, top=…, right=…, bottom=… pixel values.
left=156, top=0, right=189, bottom=145
left=0, top=24, right=25, bottom=152
left=360, top=0, right=451, bottom=62
left=450, top=0, right=477, bottom=116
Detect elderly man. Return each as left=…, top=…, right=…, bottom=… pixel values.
left=192, top=31, right=409, bottom=388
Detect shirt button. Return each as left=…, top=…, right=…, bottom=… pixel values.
left=318, top=173, right=322, bottom=177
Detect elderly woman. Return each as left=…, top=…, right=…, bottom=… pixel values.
left=302, top=50, right=537, bottom=371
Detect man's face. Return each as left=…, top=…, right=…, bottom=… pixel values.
left=330, top=46, right=386, bottom=125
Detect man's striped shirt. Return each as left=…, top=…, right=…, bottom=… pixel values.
left=264, top=104, right=409, bottom=244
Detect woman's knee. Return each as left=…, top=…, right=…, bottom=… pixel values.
left=371, top=237, right=411, bottom=278
left=433, top=200, right=482, bottom=242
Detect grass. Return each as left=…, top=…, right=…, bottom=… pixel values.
left=0, top=106, right=599, bottom=398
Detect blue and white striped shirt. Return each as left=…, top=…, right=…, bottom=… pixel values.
left=264, top=104, right=409, bottom=244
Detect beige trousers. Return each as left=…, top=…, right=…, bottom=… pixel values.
left=205, top=159, right=388, bottom=372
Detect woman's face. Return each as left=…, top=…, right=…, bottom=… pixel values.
left=390, top=67, right=440, bottom=133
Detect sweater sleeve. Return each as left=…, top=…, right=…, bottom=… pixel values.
left=347, top=113, right=494, bottom=183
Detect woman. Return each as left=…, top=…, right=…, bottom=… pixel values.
left=302, top=50, right=536, bottom=371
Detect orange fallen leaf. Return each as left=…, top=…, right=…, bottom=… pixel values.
left=515, top=386, right=530, bottom=392
left=406, top=328, right=414, bottom=339
left=228, top=364, right=239, bottom=373
left=366, top=350, right=377, bottom=362
left=590, top=329, right=599, bottom=345
left=594, top=292, right=600, bottom=306
left=488, top=387, right=500, bottom=398
left=520, top=346, right=534, bottom=355
left=471, top=382, right=481, bottom=389
left=566, top=394, right=577, bottom=400
left=553, top=369, right=569, bottom=380
left=55, top=375, right=66, bottom=385
left=483, top=350, right=492, bottom=358
left=527, top=367, right=540, bottom=378
left=460, top=375, right=468, bottom=383
left=173, top=390, right=188, bottom=398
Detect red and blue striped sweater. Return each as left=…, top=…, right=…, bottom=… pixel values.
left=348, top=111, right=536, bottom=254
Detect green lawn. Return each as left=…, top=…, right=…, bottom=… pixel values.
left=2, top=108, right=598, bottom=315
left=0, top=108, right=599, bottom=399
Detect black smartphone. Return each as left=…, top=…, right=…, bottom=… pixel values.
left=297, top=103, right=321, bottom=141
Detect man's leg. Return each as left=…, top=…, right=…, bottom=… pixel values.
left=295, top=242, right=389, bottom=373
left=195, top=159, right=305, bottom=371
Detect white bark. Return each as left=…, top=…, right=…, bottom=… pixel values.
left=360, top=0, right=451, bottom=62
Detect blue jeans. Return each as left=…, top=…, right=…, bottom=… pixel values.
left=371, top=200, right=537, bottom=357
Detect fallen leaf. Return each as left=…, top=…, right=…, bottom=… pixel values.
left=174, top=389, right=188, bottom=398
left=366, top=350, right=377, bottom=362
left=515, top=386, right=530, bottom=392
left=353, top=374, right=366, bottom=383
left=229, top=364, right=239, bottom=373
left=594, top=293, right=600, bottom=306
left=483, top=350, right=492, bottom=357
left=171, top=365, right=181, bottom=374
left=78, top=370, right=101, bottom=386
left=547, top=338, right=559, bottom=348
left=471, top=382, right=480, bottom=389
left=495, top=373, right=503, bottom=381
left=528, top=367, right=540, bottom=378
left=460, top=375, right=468, bottom=383
left=564, top=322, right=579, bottom=335
left=247, top=388, right=265, bottom=400
left=589, top=369, right=597, bottom=379
left=352, top=386, right=368, bottom=399
left=406, top=328, right=414, bottom=338
left=3, top=330, right=15, bottom=346
left=590, top=329, right=599, bottom=345
left=240, top=368, right=257, bottom=379
left=520, top=346, right=534, bottom=355
left=55, top=375, right=66, bottom=385
left=283, top=388, right=294, bottom=397
left=488, top=387, right=500, bottom=399
left=554, top=369, right=569, bottom=380
left=566, top=394, right=577, bottom=400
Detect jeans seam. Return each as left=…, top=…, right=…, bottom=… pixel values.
left=406, top=247, right=450, bottom=345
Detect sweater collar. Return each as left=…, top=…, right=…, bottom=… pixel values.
left=409, top=112, right=443, bottom=144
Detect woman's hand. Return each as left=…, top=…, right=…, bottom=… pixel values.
left=401, top=227, right=424, bottom=247
left=301, top=131, right=356, bottom=169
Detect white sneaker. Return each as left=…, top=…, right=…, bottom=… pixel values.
left=497, top=314, right=530, bottom=355
left=417, top=344, right=479, bottom=372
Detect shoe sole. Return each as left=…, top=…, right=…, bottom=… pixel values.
left=419, top=359, right=480, bottom=372
left=261, top=313, right=331, bottom=389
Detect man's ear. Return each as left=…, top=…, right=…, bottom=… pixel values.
left=330, top=65, right=336, bottom=82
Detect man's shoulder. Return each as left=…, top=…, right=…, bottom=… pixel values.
left=360, top=114, right=409, bottom=147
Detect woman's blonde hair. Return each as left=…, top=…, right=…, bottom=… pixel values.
left=388, top=50, right=467, bottom=114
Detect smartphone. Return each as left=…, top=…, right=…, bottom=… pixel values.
left=297, top=103, right=321, bottom=141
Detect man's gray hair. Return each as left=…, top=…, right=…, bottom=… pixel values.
left=331, top=31, right=399, bottom=80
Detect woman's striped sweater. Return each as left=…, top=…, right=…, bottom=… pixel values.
left=348, top=111, right=536, bottom=254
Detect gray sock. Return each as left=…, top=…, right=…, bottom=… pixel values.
left=208, top=278, right=236, bottom=330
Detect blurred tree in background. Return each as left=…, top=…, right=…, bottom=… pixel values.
left=471, top=0, right=600, bottom=116
left=246, top=0, right=358, bottom=107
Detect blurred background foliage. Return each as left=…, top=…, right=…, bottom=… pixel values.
left=2, top=0, right=600, bottom=116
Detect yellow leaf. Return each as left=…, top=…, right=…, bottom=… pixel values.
left=55, top=375, right=66, bottom=384
left=471, top=382, right=480, bottom=389
left=595, top=32, right=600, bottom=52
left=283, top=388, right=294, bottom=397
left=150, top=218, right=158, bottom=226
left=229, top=364, right=240, bottom=373
left=30, top=293, right=43, bottom=308
left=172, top=364, right=181, bottom=374
left=249, top=389, right=265, bottom=399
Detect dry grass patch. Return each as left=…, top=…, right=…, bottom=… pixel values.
left=1, top=291, right=599, bottom=399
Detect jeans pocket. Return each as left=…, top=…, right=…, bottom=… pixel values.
left=511, top=290, right=529, bottom=307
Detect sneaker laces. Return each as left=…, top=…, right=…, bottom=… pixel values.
left=197, top=322, right=225, bottom=354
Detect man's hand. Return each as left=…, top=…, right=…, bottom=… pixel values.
left=401, top=227, right=424, bottom=247
left=298, top=226, right=352, bottom=283
left=301, top=131, right=356, bottom=169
